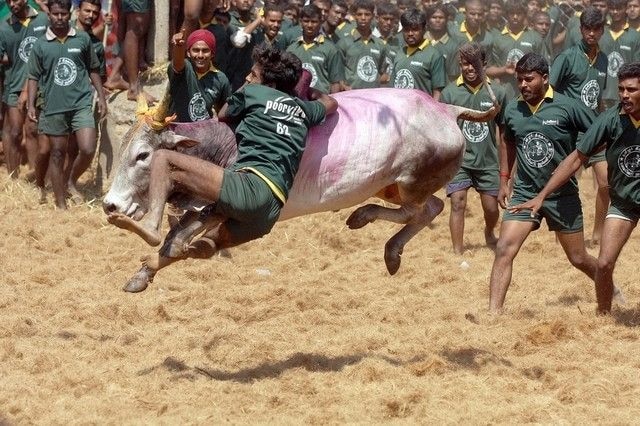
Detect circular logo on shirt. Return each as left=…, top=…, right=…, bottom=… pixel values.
left=188, top=92, right=209, bottom=121
left=394, top=69, right=415, bottom=89
left=506, top=48, right=524, bottom=65
left=54, top=57, right=77, bottom=87
left=356, top=55, right=378, bottom=83
left=302, top=62, right=318, bottom=88
left=522, top=131, right=554, bottom=168
left=607, top=51, right=624, bottom=78
left=462, top=120, right=489, bottom=143
left=18, top=36, right=37, bottom=63
left=618, top=145, right=640, bottom=178
left=581, top=79, right=600, bottom=109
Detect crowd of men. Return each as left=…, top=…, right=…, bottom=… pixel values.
left=1, top=0, right=640, bottom=313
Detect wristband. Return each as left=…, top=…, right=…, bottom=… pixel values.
left=499, top=171, right=510, bottom=178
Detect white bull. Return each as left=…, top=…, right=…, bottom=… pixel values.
left=103, top=88, right=497, bottom=292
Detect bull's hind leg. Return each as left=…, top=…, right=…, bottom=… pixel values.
left=384, top=196, right=444, bottom=274
left=347, top=194, right=444, bottom=229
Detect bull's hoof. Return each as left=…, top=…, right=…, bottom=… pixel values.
left=123, top=266, right=154, bottom=293
left=346, top=205, right=376, bottom=229
left=186, top=237, right=218, bottom=259
left=384, top=241, right=403, bottom=275
left=159, top=238, right=188, bottom=259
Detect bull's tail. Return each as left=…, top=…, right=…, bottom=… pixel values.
left=446, top=103, right=501, bottom=123
left=446, top=42, right=502, bottom=122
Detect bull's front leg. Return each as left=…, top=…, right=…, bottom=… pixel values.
left=122, top=232, right=224, bottom=293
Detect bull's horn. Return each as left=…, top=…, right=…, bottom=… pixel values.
left=135, top=93, right=149, bottom=116
left=152, top=87, right=171, bottom=123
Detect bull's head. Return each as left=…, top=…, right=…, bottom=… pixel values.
left=102, top=92, right=196, bottom=218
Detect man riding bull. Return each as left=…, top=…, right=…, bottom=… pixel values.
left=107, top=45, right=338, bottom=285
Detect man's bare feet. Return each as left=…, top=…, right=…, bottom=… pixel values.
left=39, top=188, right=47, bottom=204
left=104, top=76, right=130, bottom=92
left=107, top=212, right=162, bottom=246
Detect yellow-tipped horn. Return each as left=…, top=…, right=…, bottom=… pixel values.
left=151, top=87, right=171, bottom=123
left=135, top=92, right=149, bottom=117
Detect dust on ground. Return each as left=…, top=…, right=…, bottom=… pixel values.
left=1, top=82, right=639, bottom=423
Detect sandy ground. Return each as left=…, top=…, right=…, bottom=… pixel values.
left=1, top=85, right=640, bottom=423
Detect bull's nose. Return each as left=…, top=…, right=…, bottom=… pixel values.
left=103, top=201, right=117, bottom=214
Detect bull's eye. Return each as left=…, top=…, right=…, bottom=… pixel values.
left=136, top=152, right=150, bottom=163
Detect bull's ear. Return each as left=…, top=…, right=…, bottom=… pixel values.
left=159, top=132, right=200, bottom=149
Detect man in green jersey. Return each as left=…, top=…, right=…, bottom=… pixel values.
left=168, top=29, right=232, bottom=122
left=391, top=8, right=446, bottom=100
left=337, top=0, right=388, bottom=90
left=426, top=3, right=462, bottom=83
left=107, top=45, right=338, bottom=270
left=599, top=0, right=640, bottom=110
left=551, top=7, right=609, bottom=245
left=486, top=0, right=544, bottom=100
left=450, top=0, right=495, bottom=53
left=0, top=0, right=48, bottom=177
left=26, top=0, right=107, bottom=209
left=442, top=43, right=506, bottom=255
left=511, top=62, right=640, bottom=314
left=286, top=4, right=343, bottom=94
left=488, top=53, right=599, bottom=312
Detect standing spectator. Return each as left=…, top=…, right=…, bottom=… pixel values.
left=106, top=0, right=155, bottom=103
left=426, top=3, right=462, bottom=83
left=322, top=0, right=348, bottom=44
left=168, top=29, right=232, bottom=122
left=337, top=0, right=388, bottom=90
left=599, top=0, right=640, bottom=110
left=486, top=0, right=506, bottom=35
left=286, top=4, right=343, bottom=94
left=550, top=6, right=608, bottom=245
left=374, top=2, right=402, bottom=81
left=510, top=62, right=640, bottom=314
left=232, top=4, right=286, bottom=53
left=391, top=8, right=446, bottom=100
left=26, top=0, right=107, bottom=209
left=227, top=0, right=259, bottom=90
left=0, top=0, right=48, bottom=178
left=450, top=0, right=495, bottom=54
left=628, top=0, right=640, bottom=30
left=199, top=0, right=233, bottom=78
left=530, top=11, right=553, bottom=63
left=441, top=43, right=506, bottom=254
left=487, top=0, right=544, bottom=99
left=488, top=53, right=597, bottom=311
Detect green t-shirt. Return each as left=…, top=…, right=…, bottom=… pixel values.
left=450, top=21, right=495, bottom=53
left=390, top=39, right=447, bottom=94
left=28, top=27, right=99, bottom=115
left=87, top=30, right=106, bottom=80
left=336, top=29, right=388, bottom=89
left=490, top=28, right=544, bottom=99
left=226, top=84, right=327, bottom=200
left=286, top=35, right=344, bottom=94
left=430, top=32, right=462, bottom=83
left=0, top=8, right=48, bottom=101
left=441, top=77, right=506, bottom=170
left=550, top=40, right=608, bottom=111
left=503, top=88, right=595, bottom=199
left=204, top=23, right=232, bottom=73
left=380, top=34, right=402, bottom=78
left=167, top=61, right=231, bottom=122
left=577, top=105, right=640, bottom=207
left=227, top=12, right=258, bottom=90
left=598, top=26, right=640, bottom=102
